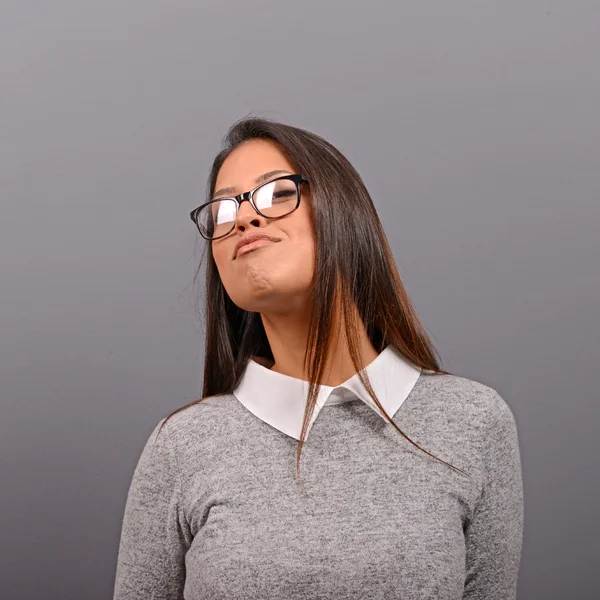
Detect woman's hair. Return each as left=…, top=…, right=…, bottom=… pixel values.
left=160, top=115, right=471, bottom=486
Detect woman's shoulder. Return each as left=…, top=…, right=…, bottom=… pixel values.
left=153, top=393, right=242, bottom=443
left=415, top=369, right=518, bottom=428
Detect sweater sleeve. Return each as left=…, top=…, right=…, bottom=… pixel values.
left=113, top=417, right=192, bottom=600
left=462, top=390, right=524, bottom=599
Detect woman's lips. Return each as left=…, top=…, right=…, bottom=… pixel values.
left=236, top=238, right=277, bottom=257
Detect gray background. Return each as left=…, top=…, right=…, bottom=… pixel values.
left=1, top=1, right=598, bottom=598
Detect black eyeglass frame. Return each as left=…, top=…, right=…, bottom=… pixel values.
left=189, top=173, right=309, bottom=240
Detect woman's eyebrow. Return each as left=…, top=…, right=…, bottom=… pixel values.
left=213, top=169, right=292, bottom=197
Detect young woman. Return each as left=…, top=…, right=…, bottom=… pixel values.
left=113, top=116, right=524, bottom=599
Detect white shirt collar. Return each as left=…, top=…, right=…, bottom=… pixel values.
left=232, top=344, right=422, bottom=440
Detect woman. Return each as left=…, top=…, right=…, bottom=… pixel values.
left=113, top=116, right=524, bottom=599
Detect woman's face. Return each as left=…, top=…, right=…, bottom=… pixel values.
left=211, top=139, right=316, bottom=314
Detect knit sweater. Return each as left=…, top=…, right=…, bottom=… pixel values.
left=112, top=368, right=524, bottom=599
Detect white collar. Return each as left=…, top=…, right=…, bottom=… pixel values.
left=232, top=344, right=422, bottom=440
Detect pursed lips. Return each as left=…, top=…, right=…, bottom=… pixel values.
left=234, top=236, right=280, bottom=259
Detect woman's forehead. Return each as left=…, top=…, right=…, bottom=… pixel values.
left=215, top=140, right=295, bottom=188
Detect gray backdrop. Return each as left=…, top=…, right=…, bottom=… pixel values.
left=1, top=1, right=598, bottom=598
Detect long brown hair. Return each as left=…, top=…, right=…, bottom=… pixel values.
left=160, top=115, right=471, bottom=487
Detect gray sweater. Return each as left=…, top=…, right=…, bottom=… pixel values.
left=113, top=371, right=524, bottom=599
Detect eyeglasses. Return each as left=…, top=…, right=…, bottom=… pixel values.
left=190, top=173, right=309, bottom=240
